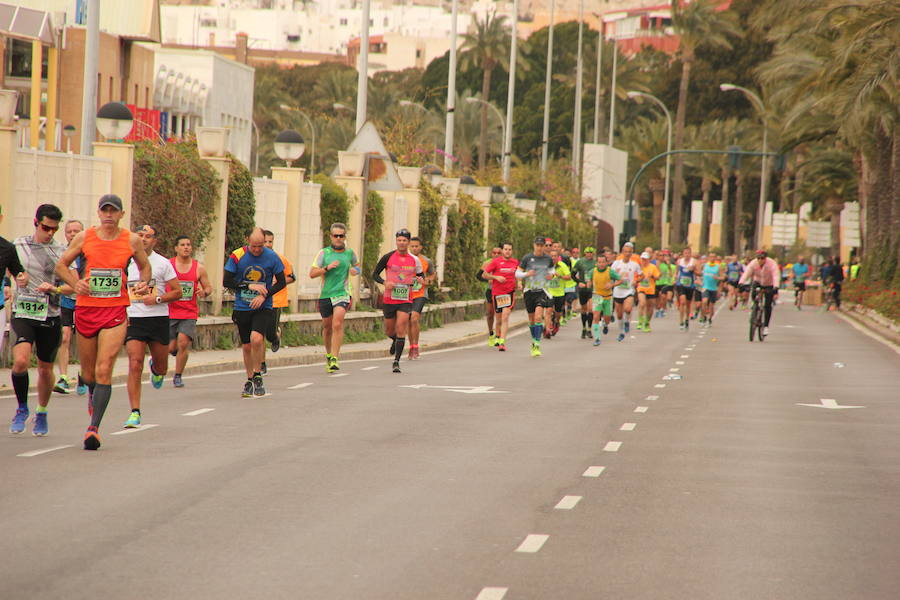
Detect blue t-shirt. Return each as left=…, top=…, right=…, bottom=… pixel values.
left=702, top=263, right=721, bottom=291
left=726, top=261, right=743, bottom=283
left=793, top=263, right=809, bottom=281
left=224, top=246, right=284, bottom=311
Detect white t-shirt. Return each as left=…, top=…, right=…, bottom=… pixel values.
left=611, top=258, right=642, bottom=298
left=127, top=251, right=178, bottom=318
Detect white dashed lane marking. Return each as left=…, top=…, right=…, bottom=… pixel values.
left=554, top=496, right=582, bottom=510
left=620, top=423, right=636, bottom=431
left=655, top=384, right=666, bottom=388
left=111, top=424, right=160, bottom=436
left=361, top=366, right=379, bottom=371
left=670, top=368, right=680, bottom=372
left=680, top=354, right=689, bottom=358
left=676, top=361, right=685, bottom=365
left=330, top=373, right=348, bottom=378
left=645, top=395, right=659, bottom=401
left=17, top=445, right=73, bottom=458
left=475, top=587, right=508, bottom=600
left=182, top=408, right=215, bottom=417
left=604, top=441, right=622, bottom=452
left=634, top=406, right=648, bottom=413
left=515, top=534, right=549, bottom=553
left=582, top=466, right=606, bottom=477
left=288, top=383, right=313, bottom=390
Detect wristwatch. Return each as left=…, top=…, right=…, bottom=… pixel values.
left=155, top=296, right=162, bottom=304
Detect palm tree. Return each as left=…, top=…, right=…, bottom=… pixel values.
left=685, top=121, right=723, bottom=251
left=618, top=116, right=668, bottom=240
left=796, top=145, right=858, bottom=259
left=459, top=12, right=512, bottom=171
left=669, top=0, right=742, bottom=244
left=312, top=69, right=357, bottom=112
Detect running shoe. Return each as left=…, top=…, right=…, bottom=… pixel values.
left=593, top=338, right=601, bottom=346
left=498, top=343, right=507, bottom=352
left=624, top=321, right=630, bottom=334
left=271, top=336, right=281, bottom=353
left=83, top=426, right=101, bottom=451
left=392, top=360, right=401, bottom=373
left=10, top=407, right=28, bottom=434
left=241, top=380, right=253, bottom=398
left=644, top=325, right=652, bottom=333
left=53, top=377, right=71, bottom=394
left=76, top=375, right=88, bottom=396
left=488, top=334, right=497, bottom=347
left=581, top=329, right=588, bottom=339
left=260, top=361, right=268, bottom=376
left=32, top=412, right=48, bottom=436
left=408, top=345, right=419, bottom=360
left=330, top=355, right=340, bottom=371
left=252, top=375, right=266, bottom=396
left=763, top=326, right=769, bottom=337
left=530, top=343, right=541, bottom=357
left=173, top=374, right=184, bottom=388
left=617, top=333, right=625, bottom=342
left=124, top=411, right=141, bottom=428
left=602, top=324, right=609, bottom=335
left=148, top=359, right=164, bottom=390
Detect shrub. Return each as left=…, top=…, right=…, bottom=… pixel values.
left=313, top=173, right=351, bottom=246
left=418, top=180, right=444, bottom=253
left=444, top=193, right=485, bottom=299
left=225, top=154, right=256, bottom=255
left=362, top=190, right=384, bottom=299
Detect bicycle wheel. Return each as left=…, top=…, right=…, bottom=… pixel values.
left=749, top=305, right=758, bottom=341
left=757, top=316, right=766, bottom=341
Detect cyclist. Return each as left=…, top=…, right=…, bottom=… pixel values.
left=738, top=249, right=780, bottom=336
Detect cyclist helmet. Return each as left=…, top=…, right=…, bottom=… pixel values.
left=755, top=249, right=767, bottom=258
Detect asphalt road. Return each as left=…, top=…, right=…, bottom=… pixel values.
left=2, top=297, right=899, bottom=600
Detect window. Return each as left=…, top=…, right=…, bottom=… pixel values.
left=4, top=39, right=48, bottom=79
left=340, top=18, right=348, bottom=25
left=383, top=17, right=388, bottom=26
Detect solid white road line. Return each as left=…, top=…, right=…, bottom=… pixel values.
left=111, top=424, right=160, bottom=436
left=620, top=423, right=636, bottom=431
left=582, top=466, right=606, bottom=477
left=515, top=534, right=549, bottom=553
left=361, top=366, right=379, bottom=371
left=634, top=406, right=648, bottom=413
left=670, top=368, right=680, bottom=372
left=17, top=445, right=73, bottom=458
left=182, top=408, right=215, bottom=417
left=288, top=382, right=313, bottom=390
left=654, top=384, right=666, bottom=389
left=330, top=373, right=348, bottom=378
left=475, top=587, right=508, bottom=600
left=604, top=441, right=622, bottom=452
left=645, top=395, right=659, bottom=401
left=554, top=496, right=582, bottom=510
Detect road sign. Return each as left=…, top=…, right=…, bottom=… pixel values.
left=841, top=202, right=861, bottom=247
left=806, top=222, right=831, bottom=248
left=400, top=384, right=509, bottom=394
left=771, top=212, right=798, bottom=246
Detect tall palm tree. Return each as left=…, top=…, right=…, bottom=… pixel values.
left=618, top=116, right=668, bottom=240
left=459, top=12, right=512, bottom=171
left=685, top=121, right=724, bottom=251
left=796, top=145, right=858, bottom=259
left=669, top=0, right=742, bottom=244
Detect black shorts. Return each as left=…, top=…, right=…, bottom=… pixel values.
left=552, top=295, right=566, bottom=312
left=794, top=281, right=806, bottom=291
left=702, top=290, right=718, bottom=302
left=739, top=283, right=750, bottom=293
left=11, top=317, right=62, bottom=364
left=383, top=303, right=412, bottom=319
left=319, top=297, right=352, bottom=318
left=232, top=309, right=274, bottom=345
left=523, top=290, right=551, bottom=313
left=126, top=316, right=170, bottom=345
left=411, top=297, right=427, bottom=314
left=484, top=287, right=493, bottom=304
left=60, top=306, right=75, bottom=328
left=726, top=279, right=740, bottom=289
left=564, top=291, right=577, bottom=304
left=693, top=288, right=702, bottom=302
left=675, top=285, right=694, bottom=298
left=577, top=287, right=593, bottom=305
left=658, top=285, right=673, bottom=296
left=613, top=294, right=634, bottom=305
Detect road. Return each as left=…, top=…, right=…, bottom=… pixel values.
left=2, top=297, right=899, bottom=600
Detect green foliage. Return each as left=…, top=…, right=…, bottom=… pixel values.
left=313, top=173, right=351, bottom=246
left=418, top=180, right=444, bottom=254
left=131, top=139, right=218, bottom=254
left=280, top=321, right=323, bottom=347
left=362, top=190, right=385, bottom=296
left=489, top=201, right=534, bottom=256
left=225, top=155, right=256, bottom=256
left=844, top=279, right=900, bottom=324
left=443, top=193, right=485, bottom=298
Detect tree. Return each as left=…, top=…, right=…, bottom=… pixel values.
left=795, top=145, right=858, bottom=258
left=617, top=116, right=668, bottom=238
left=669, top=0, right=742, bottom=245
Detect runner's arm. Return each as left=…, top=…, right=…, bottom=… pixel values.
left=0, top=241, right=25, bottom=277
left=197, top=263, right=213, bottom=297
left=159, top=276, right=183, bottom=304
left=308, top=250, right=329, bottom=279
left=371, top=252, right=391, bottom=284
left=54, top=231, right=86, bottom=289
left=268, top=271, right=287, bottom=296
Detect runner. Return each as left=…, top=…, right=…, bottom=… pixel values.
left=261, top=230, right=297, bottom=374
left=223, top=227, right=287, bottom=397
left=700, top=252, right=724, bottom=327
left=372, top=229, right=425, bottom=373
left=309, top=222, right=360, bottom=373
left=476, top=247, right=502, bottom=346
left=168, top=235, right=212, bottom=388
left=483, top=241, right=518, bottom=351
left=407, top=236, right=436, bottom=359
left=725, top=254, right=744, bottom=310
left=611, top=242, right=643, bottom=342
left=123, top=225, right=182, bottom=428
left=692, top=254, right=706, bottom=322
left=590, top=254, right=620, bottom=346
left=655, top=250, right=675, bottom=318
left=9, top=204, right=69, bottom=436
left=792, top=256, right=809, bottom=310
left=55, top=194, right=151, bottom=450
left=572, top=247, right=596, bottom=339
left=636, top=251, right=660, bottom=332
left=54, top=219, right=83, bottom=394
left=564, top=247, right=580, bottom=319
left=738, top=249, right=781, bottom=335
left=515, top=236, right=554, bottom=357
left=548, top=248, right=572, bottom=336
left=674, top=247, right=701, bottom=331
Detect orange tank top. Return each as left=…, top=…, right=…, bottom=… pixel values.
left=76, top=227, right=134, bottom=307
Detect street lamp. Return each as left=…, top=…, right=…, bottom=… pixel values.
left=63, top=124, right=76, bottom=153
left=627, top=90, right=672, bottom=248
left=279, top=103, right=316, bottom=175
left=0, top=89, right=17, bottom=127
left=720, top=83, right=768, bottom=249
left=465, top=97, right=507, bottom=181
left=96, top=102, right=133, bottom=141
left=274, top=130, right=306, bottom=168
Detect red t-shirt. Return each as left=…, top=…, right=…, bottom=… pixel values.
left=169, top=258, right=199, bottom=319
left=485, top=256, right=518, bottom=296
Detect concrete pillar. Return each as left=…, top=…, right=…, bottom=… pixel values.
left=0, top=126, right=16, bottom=240
left=334, top=175, right=366, bottom=304
left=472, top=186, right=492, bottom=252
left=200, top=156, right=231, bottom=315
left=687, top=200, right=702, bottom=250
left=271, top=166, right=305, bottom=312
left=435, top=204, right=449, bottom=285
left=708, top=200, right=723, bottom=250
left=30, top=41, right=42, bottom=149
left=398, top=188, right=420, bottom=238
left=761, top=201, right=774, bottom=250
left=299, top=181, right=323, bottom=295
left=46, top=46, right=59, bottom=152
left=92, top=142, right=134, bottom=227
left=379, top=190, right=397, bottom=260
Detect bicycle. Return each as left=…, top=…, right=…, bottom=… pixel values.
left=822, top=282, right=836, bottom=312
left=749, top=283, right=767, bottom=342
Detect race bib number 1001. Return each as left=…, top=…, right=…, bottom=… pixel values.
left=89, top=268, right=123, bottom=298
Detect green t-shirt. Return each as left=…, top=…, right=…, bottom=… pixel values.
left=313, top=246, right=359, bottom=299
left=573, top=258, right=596, bottom=287
left=548, top=261, right=571, bottom=298
left=657, top=262, right=675, bottom=286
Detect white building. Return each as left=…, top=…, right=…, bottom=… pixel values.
left=149, top=46, right=255, bottom=165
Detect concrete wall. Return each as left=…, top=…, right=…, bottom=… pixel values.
left=253, top=176, right=289, bottom=253
left=297, top=182, right=323, bottom=295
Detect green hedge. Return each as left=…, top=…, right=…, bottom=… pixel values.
left=313, top=173, right=351, bottom=247
left=418, top=180, right=443, bottom=254
left=443, top=193, right=485, bottom=299
left=362, top=190, right=384, bottom=298
left=488, top=201, right=535, bottom=256
left=225, top=154, right=256, bottom=256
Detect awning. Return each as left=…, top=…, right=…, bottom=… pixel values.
left=0, top=3, right=56, bottom=46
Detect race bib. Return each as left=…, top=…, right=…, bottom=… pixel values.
left=495, top=293, right=512, bottom=309
left=331, top=295, right=350, bottom=306
left=549, top=278, right=561, bottom=289
left=412, top=279, right=423, bottom=291
left=239, top=287, right=260, bottom=303
left=679, top=275, right=693, bottom=287
left=128, top=279, right=157, bottom=303
left=179, top=280, right=195, bottom=301
left=15, top=293, right=48, bottom=321
left=727, top=271, right=739, bottom=282
left=390, top=284, right=410, bottom=301
left=89, top=268, right=123, bottom=298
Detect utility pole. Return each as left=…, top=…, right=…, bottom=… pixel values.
left=540, top=0, right=555, bottom=176
left=79, top=0, right=99, bottom=155
left=444, top=0, right=458, bottom=172
left=356, top=0, right=370, bottom=133
left=502, top=0, right=518, bottom=184
left=572, top=0, right=584, bottom=178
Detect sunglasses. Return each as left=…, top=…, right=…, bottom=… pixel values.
left=38, top=223, right=59, bottom=233
left=331, top=233, right=346, bottom=238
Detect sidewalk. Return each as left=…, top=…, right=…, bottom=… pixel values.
left=0, top=311, right=531, bottom=390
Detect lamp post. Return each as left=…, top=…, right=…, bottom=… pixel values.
left=502, top=0, right=518, bottom=185
left=465, top=97, right=506, bottom=181
left=540, top=0, right=555, bottom=176
left=279, top=103, right=316, bottom=175
left=608, top=36, right=618, bottom=147
left=274, top=130, right=305, bottom=168
left=63, top=124, right=76, bottom=153
left=444, top=0, right=459, bottom=173
left=96, top=102, right=134, bottom=141
left=592, top=16, right=603, bottom=144
left=572, top=0, right=584, bottom=180
left=356, top=0, right=371, bottom=133
left=627, top=90, right=672, bottom=248
left=720, top=83, right=768, bottom=249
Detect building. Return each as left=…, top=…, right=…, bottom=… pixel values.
left=347, top=32, right=455, bottom=74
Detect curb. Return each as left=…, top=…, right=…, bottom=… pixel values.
left=838, top=306, right=900, bottom=348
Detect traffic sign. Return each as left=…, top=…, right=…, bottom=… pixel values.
left=806, top=222, right=831, bottom=248
left=771, top=212, right=798, bottom=246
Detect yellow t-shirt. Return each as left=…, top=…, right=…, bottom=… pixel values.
left=637, top=263, right=661, bottom=295
left=592, top=266, right=620, bottom=299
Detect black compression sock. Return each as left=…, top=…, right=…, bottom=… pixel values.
left=89, top=384, right=112, bottom=429
left=586, top=312, right=594, bottom=325
left=12, top=371, right=28, bottom=409
left=131, top=408, right=141, bottom=415
left=394, top=337, right=406, bottom=361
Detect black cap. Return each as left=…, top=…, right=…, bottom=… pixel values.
left=533, top=235, right=547, bottom=244
left=98, top=194, right=123, bottom=211
left=395, top=229, right=412, bottom=239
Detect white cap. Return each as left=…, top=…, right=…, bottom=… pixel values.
left=640, top=252, right=651, bottom=259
